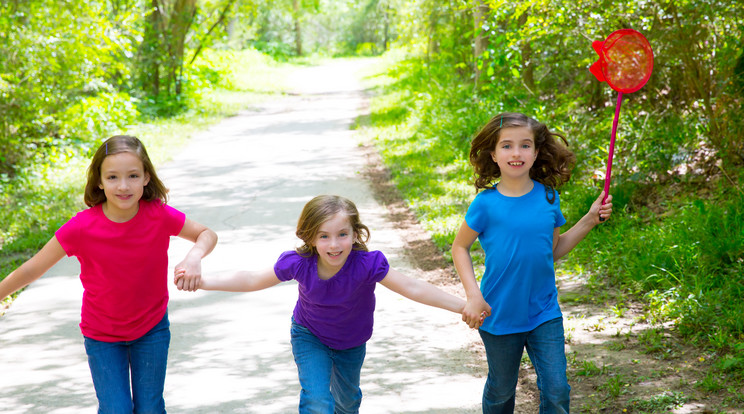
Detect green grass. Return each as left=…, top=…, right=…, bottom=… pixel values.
left=355, top=48, right=744, bottom=397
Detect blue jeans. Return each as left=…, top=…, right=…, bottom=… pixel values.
left=479, top=317, right=570, bottom=414
left=290, top=320, right=366, bottom=414
left=84, top=312, right=170, bottom=414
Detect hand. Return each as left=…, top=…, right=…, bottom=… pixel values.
left=173, top=258, right=202, bottom=292
left=592, top=191, right=613, bottom=224
left=462, top=297, right=491, bottom=329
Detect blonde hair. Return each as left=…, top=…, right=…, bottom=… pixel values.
left=296, top=195, right=370, bottom=257
left=84, top=135, right=168, bottom=207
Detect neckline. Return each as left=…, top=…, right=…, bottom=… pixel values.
left=495, top=179, right=537, bottom=198
left=98, top=200, right=142, bottom=224
left=315, top=250, right=354, bottom=281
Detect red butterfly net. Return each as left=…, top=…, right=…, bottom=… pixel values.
left=589, top=29, right=654, bottom=210
left=590, top=29, right=654, bottom=94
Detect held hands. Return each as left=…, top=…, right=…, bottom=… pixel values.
left=462, top=296, right=492, bottom=329
left=173, top=257, right=202, bottom=292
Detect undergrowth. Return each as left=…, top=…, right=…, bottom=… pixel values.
left=356, top=50, right=744, bottom=400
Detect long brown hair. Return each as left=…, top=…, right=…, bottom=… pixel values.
left=84, top=135, right=168, bottom=207
left=469, top=112, right=576, bottom=192
left=295, top=195, right=370, bottom=257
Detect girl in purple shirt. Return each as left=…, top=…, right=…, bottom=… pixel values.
left=178, top=194, right=467, bottom=413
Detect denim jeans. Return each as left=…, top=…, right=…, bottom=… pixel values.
left=290, top=320, right=366, bottom=414
left=84, top=312, right=170, bottom=414
left=479, top=317, right=570, bottom=414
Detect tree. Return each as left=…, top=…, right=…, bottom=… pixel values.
left=138, top=0, right=238, bottom=101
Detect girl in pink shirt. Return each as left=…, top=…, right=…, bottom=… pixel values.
left=0, top=135, right=218, bottom=413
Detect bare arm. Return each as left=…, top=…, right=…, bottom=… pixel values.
left=0, top=236, right=67, bottom=301
left=198, top=268, right=282, bottom=292
left=553, top=192, right=613, bottom=260
left=379, top=268, right=465, bottom=314
left=173, top=218, right=218, bottom=291
left=451, top=220, right=492, bottom=328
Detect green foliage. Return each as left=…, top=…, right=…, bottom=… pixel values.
left=627, top=391, right=688, bottom=412
left=359, top=0, right=744, bottom=374
left=0, top=0, right=138, bottom=174
left=1, top=47, right=288, bottom=288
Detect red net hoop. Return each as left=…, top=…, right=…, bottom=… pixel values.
left=589, top=29, right=654, bottom=93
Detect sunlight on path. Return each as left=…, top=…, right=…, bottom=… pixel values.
left=0, top=59, right=484, bottom=413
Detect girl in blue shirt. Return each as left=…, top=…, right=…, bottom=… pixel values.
left=451, top=112, right=613, bottom=413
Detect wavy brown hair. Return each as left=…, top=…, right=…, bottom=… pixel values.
left=84, top=135, right=169, bottom=207
left=295, top=195, right=370, bottom=257
left=469, top=112, right=576, bottom=192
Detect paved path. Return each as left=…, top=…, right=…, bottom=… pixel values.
left=0, top=60, right=484, bottom=413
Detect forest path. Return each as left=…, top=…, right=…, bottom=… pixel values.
left=0, top=59, right=486, bottom=413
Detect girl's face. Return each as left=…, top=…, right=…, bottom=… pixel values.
left=98, top=152, right=150, bottom=222
left=312, top=211, right=356, bottom=278
left=491, top=126, right=537, bottom=182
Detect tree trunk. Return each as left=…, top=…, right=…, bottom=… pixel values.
left=292, top=0, right=303, bottom=56
left=139, top=0, right=163, bottom=97
left=473, top=0, right=489, bottom=87
left=518, top=10, right=534, bottom=92
left=167, top=0, right=197, bottom=96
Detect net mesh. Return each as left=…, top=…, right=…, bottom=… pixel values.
left=599, top=29, right=654, bottom=93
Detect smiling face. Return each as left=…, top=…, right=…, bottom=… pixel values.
left=491, top=126, right=538, bottom=184
left=312, top=211, right=356, bottom=278
left=98, top=152, right=150, bottom=222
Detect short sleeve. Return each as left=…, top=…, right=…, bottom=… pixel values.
left=365, top=250, right=390, bottom=283
left=160, top=203, right=186, bottom=236
left=55, top=211, right=85, bottom=257
left=554, top=192, right=567, bottom=228
left=464, top=192, right=487, bottom=233
left=274, top=251, right=301, bottom=282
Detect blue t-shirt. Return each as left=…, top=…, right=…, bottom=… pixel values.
left=465, top=180, right=566, bottom=335
left=274, top=249, right=390, bottom=350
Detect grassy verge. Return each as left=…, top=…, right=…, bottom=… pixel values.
left=0, top=48, right=296, bottom=311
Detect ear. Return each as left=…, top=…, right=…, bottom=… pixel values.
left=144, top=172, right=151, bottom=187
left=490, top=150, right=498, bottom=163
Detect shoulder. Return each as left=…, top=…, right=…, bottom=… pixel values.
left=274, top=250, right=312, bottom=280
left=140, top=200, right=185, bottom=224
left=354, top=249, right=387, bottom=263
left=351, top=250, right=389, bottom=281
left=141, top=199, right=182, bottom=215
left=64, top=205, right=100, bottom=226
left=471, top=188, right=497, bottom=203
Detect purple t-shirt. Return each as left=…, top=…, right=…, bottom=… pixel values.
left=274, top=249, right=390, bottom=350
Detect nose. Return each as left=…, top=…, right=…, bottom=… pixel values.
left=117, top=178, right=128, bottom=191
left=329, top=236, right=339, bottom=249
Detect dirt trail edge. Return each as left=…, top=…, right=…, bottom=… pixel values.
left=0, top=60, right=485, bottom=414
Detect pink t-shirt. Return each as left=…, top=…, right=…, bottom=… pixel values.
left=55, top=199, right=185, bottom=342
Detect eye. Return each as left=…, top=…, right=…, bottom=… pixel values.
left=522, top=144, right=531, bottom=149
left=129, top=174, right=139, bottom=179
left=502, top=144, right=510, bottom=149
left=340, top=232, right=348, bottom=237
left=107, top=175, right=117, bottom=180
left=318, top=234, right=328, bottom=239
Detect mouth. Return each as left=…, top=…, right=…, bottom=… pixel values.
left=327, top=252, right=343, bottom=258
left=508, top=161, right=525, bottom=166
left=116, top=194, right=133, bottom=200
